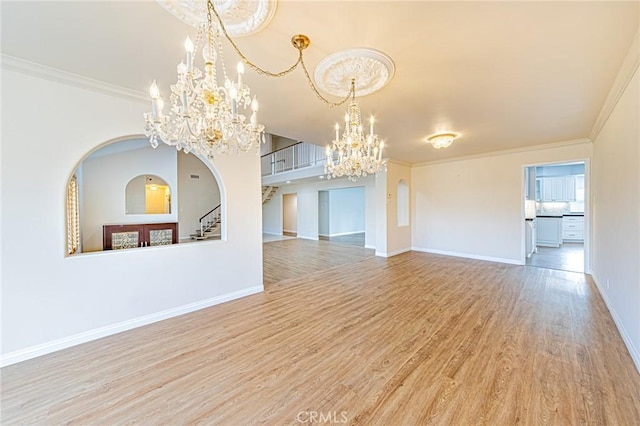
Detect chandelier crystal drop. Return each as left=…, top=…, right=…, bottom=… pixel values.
left=325, top=79, right=385, bottom=181
left=144, top=0, right=265, bottom=160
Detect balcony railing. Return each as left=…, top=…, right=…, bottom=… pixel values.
left=261, top=142, right=327, bottom=177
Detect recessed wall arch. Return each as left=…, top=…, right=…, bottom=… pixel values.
left=125, top=174, right=172, bottom=215
left=65, top=135, right=224, bottom=255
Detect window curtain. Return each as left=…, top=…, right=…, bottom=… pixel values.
left=67, top=175, right=80, bottom=255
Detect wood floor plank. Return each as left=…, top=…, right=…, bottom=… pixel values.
left=2, top=240, right=640, bottom=424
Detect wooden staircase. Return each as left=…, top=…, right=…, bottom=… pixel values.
left=262, top=186, right=278, bottom=204
left=191, top=204, right=221, bottom=240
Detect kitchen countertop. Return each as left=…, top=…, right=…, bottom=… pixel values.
left=536, top=213, right=584, bottom=218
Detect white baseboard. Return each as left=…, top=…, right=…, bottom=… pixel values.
left=297, top=235, right=319, bottom=241
left=411, top=246, right=523, bottom=265
left=591, top=273, right=640, bottom=373
left=327, top=231, right=365, bottom=237
left=283, top=229, right=297, bottom=234
left=0, top=285, right=263, bottom=368
left=365, top=244, right=376, bottom=250
left=262, top=232, right=283, bottom=236
left=376, top=247, right=411, bottom=258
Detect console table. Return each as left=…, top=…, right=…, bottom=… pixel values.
left=103, top=222, right=178, bottom=250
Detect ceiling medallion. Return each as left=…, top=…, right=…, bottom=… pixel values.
left=156, top=0, right=277, bottom=37
left=314, top=48, right=395, bottom=98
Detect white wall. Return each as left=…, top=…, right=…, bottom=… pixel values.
left=397, top=179, right=410, bottom=227
left=411, top=142, right=592, bottom=264
left=81, top=144, right=178, bottom=251
left=282, top=193, right=297, bottom=233
left=177, top=151, right=220, bottom=240
left=263, top=176, right=376, bottom=248
left=1, top=69, right=263, bottom=365
left=591, top=65, right=640, bottom=370
left=318, top=191, right=329, bottom=236
left=385, top=162, right=412, bottom=256
left=328, top=187, right=365, bottom=236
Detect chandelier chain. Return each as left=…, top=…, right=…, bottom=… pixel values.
left=206, top=0, right=353, bottom=108
left=207, top=0, right=300, bottom=78
left=299, top=55, right=353, bottom=108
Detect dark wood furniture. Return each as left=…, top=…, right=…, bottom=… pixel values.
left=103, top=222, right=178, bottom=250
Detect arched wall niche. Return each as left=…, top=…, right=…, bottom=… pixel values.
left=125, top=174, right=172, bottom=215
left=65, top=136, right=224, bottom=254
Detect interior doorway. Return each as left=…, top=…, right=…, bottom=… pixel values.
left=282, top=193, right=297, bottom=237
left=317, top=187, right=365, bottom=247
left=523, top=161, right=587, bottom=273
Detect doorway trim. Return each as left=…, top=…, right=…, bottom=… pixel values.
left=282, top=193, right=298, bottom=237
left=521, top=158, right=591, bottom=274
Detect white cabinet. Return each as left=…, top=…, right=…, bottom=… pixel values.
left=537, top=177, right=576, bottom=202
left=564, top=176, right=576, bottom=202
left=539, top=177, right=562, bottom=201
left=562, top=216, right=584, bottom=242
left=536, top=217, right=562, bottom=247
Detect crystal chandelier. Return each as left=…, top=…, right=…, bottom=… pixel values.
left=325, top=80, right=385, bottom=181
left=144, top=0, right=265, bottom=160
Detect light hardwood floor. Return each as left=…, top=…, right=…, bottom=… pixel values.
left=2, top=240, right=640, bottom=424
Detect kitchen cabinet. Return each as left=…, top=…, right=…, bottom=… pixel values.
left=564, top=176, right=576, bottom=202
left=525, top=167, right=536, bottom=200
left=537, top=177, right=576, bottom=202
left=103, top=222, right=178, bottom=250
left=562, top=216, right=584, bottom=242
left=536, top=217, right=562, bottom=247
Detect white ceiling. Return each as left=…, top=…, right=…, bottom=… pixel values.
left=2, top=1, right=638, bottom=164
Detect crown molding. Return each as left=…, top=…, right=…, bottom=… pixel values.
left=0, top=55, right=148, bottom=103
left=385, top=158, right=412, bottom=167
left=589, top=30, right=640, bottom=142
left=412, top=138, right=592, bottom=168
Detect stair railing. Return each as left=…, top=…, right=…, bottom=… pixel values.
left=199, top=204, right=221, bottom=237
left=261, top=142, right=327, bottom=177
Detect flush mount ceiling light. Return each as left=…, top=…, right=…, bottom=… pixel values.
left=156, top=0, right=277, bottom=37
left=427, top=133, right=459, bottom=149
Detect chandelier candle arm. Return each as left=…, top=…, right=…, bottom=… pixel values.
left=185, top=37, right=194, bottom=69
left=237, top=62, right=244, bottom=86
left=150, top=80, right=160, bottom=118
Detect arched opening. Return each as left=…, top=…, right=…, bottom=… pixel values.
left=125, top=174, right=171, bottom=215
left=66, top=137, right=222, bottom=254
